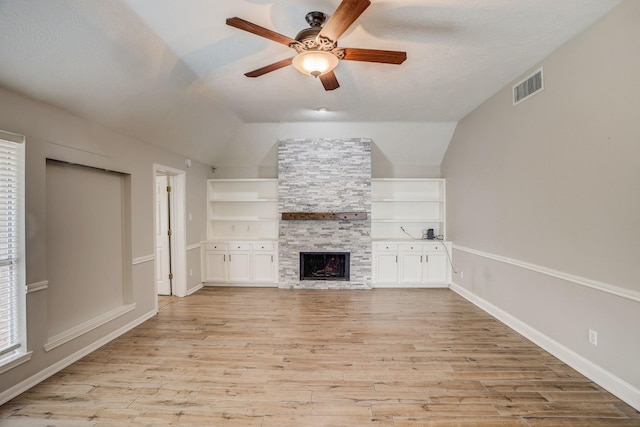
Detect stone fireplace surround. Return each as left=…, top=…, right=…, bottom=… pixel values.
left=278, top=138, right=372, bottom=289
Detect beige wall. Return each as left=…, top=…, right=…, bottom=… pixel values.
left=442, top=0, right=640, bottom=406
left=0, top=85, right=210, bottom=400
left=212, top=122, right=456, bottom=179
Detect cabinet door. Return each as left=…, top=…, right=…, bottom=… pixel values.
left=252, top=252, right=275, bottom=283
left=228, top=251, right=251, bottom=283
left=204, top=251, right=226, bottom=282
left=424, top=252, right=448, bottom=284
left=399, top=251, right=424, bottom=284
left=375, top=252, right=399, bottom=283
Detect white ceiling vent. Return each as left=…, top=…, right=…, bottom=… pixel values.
left=513, top=67, right=544, bottom=105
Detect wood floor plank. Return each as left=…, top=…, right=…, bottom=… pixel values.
left=1, top=287, right=638, bottom=426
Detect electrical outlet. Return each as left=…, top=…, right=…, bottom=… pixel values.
left=460, top=271, right=464, bottom=279
left=589, top=329, right=598, bottom=346
left=189, top=269, right=193, bottom=277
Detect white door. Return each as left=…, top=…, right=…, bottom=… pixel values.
left=399, top=251, right=423, bottom=284
left=204, top=250, right=227, bottom=282
left=375, top=252, right=399, bottom=284
left=228, top=250, right=251, bottom=283
left=252, top=252, right=275, bottom=283
left=155, top=176, right=172, bottom=295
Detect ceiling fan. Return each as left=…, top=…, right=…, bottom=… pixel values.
left=226, top=0, right=407, bottom=91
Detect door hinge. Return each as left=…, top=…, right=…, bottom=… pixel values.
left=167, top=229, right=172, bottom=236
left=167, top=185, right=172, bottom=192
left=169, top=273, right=173, bottom=280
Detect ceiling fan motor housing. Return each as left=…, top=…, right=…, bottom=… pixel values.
left=294, top=11, right=339, bottom=54
left=295, top=26, right=322, bottom=44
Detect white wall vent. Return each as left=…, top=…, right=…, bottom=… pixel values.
left=513, top=67, right=544, bottom=105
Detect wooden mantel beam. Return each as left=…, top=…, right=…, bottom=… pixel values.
left=281, top=212, right=368, bottom=221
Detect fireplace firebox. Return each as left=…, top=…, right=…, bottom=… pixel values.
left=300, top=252, right=350, bottom=281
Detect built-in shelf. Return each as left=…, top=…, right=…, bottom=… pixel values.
left=371, top=178, right=446, bottom=240
left=206, top=179, right=278, bottom=240
left=206, top=178, right=445, bottom=241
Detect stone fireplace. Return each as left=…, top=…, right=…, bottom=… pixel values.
left=278, top=138, right=372, bottom=289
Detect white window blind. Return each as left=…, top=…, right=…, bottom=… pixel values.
left=0, top=130, right=25, bottom=361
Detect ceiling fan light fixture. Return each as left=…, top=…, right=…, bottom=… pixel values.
left=292, top=50, right=339, bottom=78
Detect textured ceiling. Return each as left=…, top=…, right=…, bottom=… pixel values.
left=0, top=0, right=622, bottom=166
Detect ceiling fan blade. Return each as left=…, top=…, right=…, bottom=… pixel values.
left=319, top=71, right=340, bottom=91
left=319, top=0, right=371, bottom=42
left=226, top=17, right=297, bottom=46
left=340, top=48, right=407, bottom=64
left=245, top=57, right=294, bottom=78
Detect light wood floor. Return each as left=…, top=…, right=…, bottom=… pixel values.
left=1, top=287, right=638, bottom=426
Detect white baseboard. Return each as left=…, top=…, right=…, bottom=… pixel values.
left=186, top=283, right=203, bottom=296
left=203, top=282, right=278, bottom=288
left=0, top=308, right=157, bottom=406
left=450, top=282, right=640, bottom=412
left=372, top=283, right=448, bottom=289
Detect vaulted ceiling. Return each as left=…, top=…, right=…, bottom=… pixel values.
left=0, top=0, right=622, bottom=168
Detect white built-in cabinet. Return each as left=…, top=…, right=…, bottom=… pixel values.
left=201, top=241, right=277, bottom=286
left=373, top=242, right=400, bottom=284
left=371, top=178, right=451, bottom=287
left=202, top=179, right=278, bottom=286
left=373, top=241, right=452, bottom=287
left=202, top=243, right=227, bottom=283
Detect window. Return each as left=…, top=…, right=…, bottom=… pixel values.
left=0, top=130, right=26, bottom=368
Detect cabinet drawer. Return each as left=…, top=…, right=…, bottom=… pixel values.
left=252, top=243, right=274, bottom=251
left=423, top=243, right=445, bottom=252
left=374, top=243, right=398, bottom=251
left=399, top=243, right=423, bottom=251
left=229, top=243, right=251, bottom=251
left=205, top=243, right=227, bottom=251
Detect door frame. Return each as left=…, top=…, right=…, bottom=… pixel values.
left=154, top=174, right=172, bottom=295
left=153, top=164, right=187, bottom=298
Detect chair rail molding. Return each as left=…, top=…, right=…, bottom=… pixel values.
left=26, top=280, right=49, bottom=294
left=132, top=254, right=154, bottom=265
left=453, top=244, right=640, bottom=303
